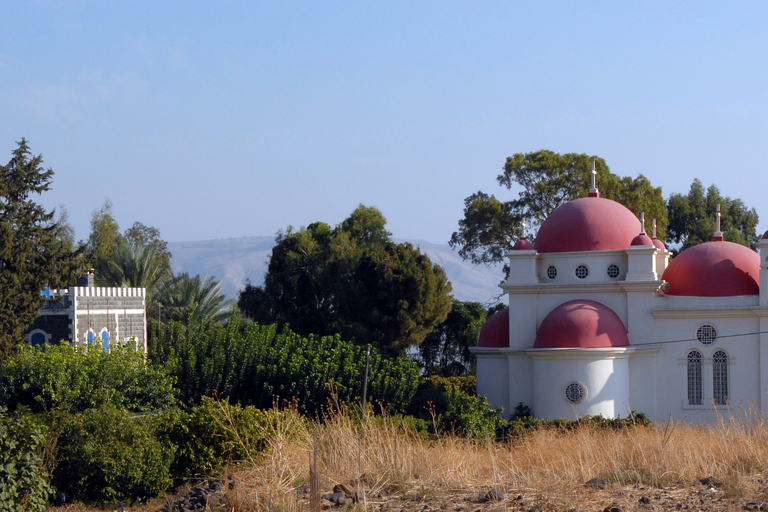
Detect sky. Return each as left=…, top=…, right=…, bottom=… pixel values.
left=2, top=1, right=768, bottom=245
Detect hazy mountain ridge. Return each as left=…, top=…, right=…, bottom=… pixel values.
left=167, top=237, right=506, bottom=304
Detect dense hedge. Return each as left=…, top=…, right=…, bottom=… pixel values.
left=154, top=316, right=420, bottom=414
left=0, top=407, right=51, bottom=512
left=0, top=343, right=177, bottom=413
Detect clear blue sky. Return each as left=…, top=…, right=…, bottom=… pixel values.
left=2, top=1, right=767, bottom=244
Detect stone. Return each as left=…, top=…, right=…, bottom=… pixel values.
left=603, top=504, right=624, bottom=512
left=322, top=491, right=352, bottom=505
left=584, top=478, right=609, bottom=489
left=334, top=483, right=356, bottom=497
left=484, top=488, right=505, bottom=502
left=699, top=476, right=723, bottom=488
left=745, top=503, right=768, bottom=511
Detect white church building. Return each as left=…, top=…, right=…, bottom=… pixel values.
left=473, top=170, right=768, bottom=421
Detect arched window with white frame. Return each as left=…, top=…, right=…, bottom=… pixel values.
left=713, top=350, right=728, bottom=405
left=687, top=350, right=702, bottom=405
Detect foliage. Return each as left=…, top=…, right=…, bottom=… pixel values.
left=161, top=397, right=308, bottom=478
left=99, top=241, right=172, bottom=304
left=85, top=199, right=121, bottom=278
left=418, top=301, right=495, bottom=376
left=667, top=178, right=759, bottom=250
left=0, top=139, right=81, bottom=355
left=123, top=221, right=172, bottom=269
left=158, top=272, right=232, bottom=324
left=502, top=403, right=652, bottom=437
left=53, top=404, right=175, bottom=504
left=239, top=204, right=452, bottom=356
left=155, top=315, right=420, bottom=414
left=0, top=343, right=177, bottom=414
left=449, top=149, right=667, bottom=268
left=0, top=407, right=52, bottom=512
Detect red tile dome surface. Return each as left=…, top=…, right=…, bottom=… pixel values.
left=533, top=300, right=629, bottom=349
left=477, top=308, right=509, bottom=348
left=662, top=240, right=759, bottom=297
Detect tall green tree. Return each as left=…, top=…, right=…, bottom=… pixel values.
left=418, top=300, right=496, bottom=377
left=667, top=178, right=759, bottom=250
left=238, top=205, right=453, bottom=356
left=124, top=221, right=172, bottom=269
left=99, top=241, right=173, bottom=311
left=450, top=150, right=668, bottom=268
left=0, top=139, right=80, bottom=355
left=85, top=199, right=120, bottom=276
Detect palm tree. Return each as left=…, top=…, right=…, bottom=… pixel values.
left=97, top=241, right=172, bottom=314
left=157, top=272, right=232, bottom=324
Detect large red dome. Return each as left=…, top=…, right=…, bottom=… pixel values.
left=662, top=240, right=759, bottom=297
left=533, top=300, right=629, bottom=349
left=535, top=197, right=640, bottom=253
left=477, top=308, right=509, bottom=348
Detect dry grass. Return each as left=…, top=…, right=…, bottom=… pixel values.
left=220, top=405, right=768, bottom=511
left=57, top=405, right=768, bottom=511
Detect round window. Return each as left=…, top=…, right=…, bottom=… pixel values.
left=697, top=324, right=717, bottom=345
left=565, top=382, right=587, bottom=404
left=607, top=264, right=620, bottom=279
left=575, top=265, right=589, bottom=279
left=547, top=266, right=557, bottom=279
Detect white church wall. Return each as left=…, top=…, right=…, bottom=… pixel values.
left=531, top=351, right=631, bottom=420
left=476, top=354, right=509, bottom=412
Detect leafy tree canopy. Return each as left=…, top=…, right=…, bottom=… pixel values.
left=238, top=204, right=453, bottom=356
left=0, top=139, right=81, bottom=355
left=418, top=301, right=502, bottom=377
left=667, top=178, right=759, bottom=251
left=450, top=149, right=667, bottom=268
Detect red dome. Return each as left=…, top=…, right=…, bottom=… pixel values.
left=662, top=240, right=759, bottom=297
left=512, top=237, right=535, bottom=250
left=535, top=197, right=640, bottom=253
left=533, top=300, right=629, bottom=349
left=630, top=233, right=653, bottom=246
left=477, top=308, right=509, bottom=348
left=762, top=230, right=768, bottom=240
left=652, top=238, right=666, bottom=250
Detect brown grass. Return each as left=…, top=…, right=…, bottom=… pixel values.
left=57, top=405, right=768, bottom=511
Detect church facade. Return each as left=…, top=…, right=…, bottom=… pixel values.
left=473, top=173, right=768, bottom=422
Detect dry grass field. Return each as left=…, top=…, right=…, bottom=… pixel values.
left=56, top=405, right=768, bottom=512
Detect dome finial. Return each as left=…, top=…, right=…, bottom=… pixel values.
left=588, top=160, right=599, bottom=197
left=714, top=203, right=724, bottom=241
left=521, top=218, right=527, bottom=238
left=640, top=212, right=646, bottom=235
left=652, top=218, right=657, bottom=238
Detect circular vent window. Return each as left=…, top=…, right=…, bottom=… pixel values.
left=697, top=324, right=717, bottom=345
left=575, top=265, right=589, bottom=279
left=547, top=266, right=557, bottom=279
left=607, top=264, right=620, bottom=279
left=565, top=382, right=587, bottom=404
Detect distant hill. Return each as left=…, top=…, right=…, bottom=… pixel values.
left=167, top=236, right=506, bottom=304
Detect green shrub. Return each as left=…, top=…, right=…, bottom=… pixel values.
left=156, top=316, right=420, bottom=414
left=0, top=343, right=177, bottom=413
left=0, top=407, right=52, bottom=512
left=53, top=404, right=175, bottom=504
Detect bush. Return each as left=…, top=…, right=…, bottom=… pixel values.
left=156, top=316, right=420, bottom=414
left=0, top=343, right=177, bottom=413
left=0, top=407, right=52, bottom=512
left=53, top=405, right=175, bottom=504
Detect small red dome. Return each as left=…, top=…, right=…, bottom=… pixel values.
left=477, top=308, right=509, bottom=348
left=535, top=197, right=640, bottom=253
left=652, top=238, right=666, bottom=250
left=662, top=240, right=759, bottom=297
left=762, top=230, right=768, bottom=240
left=630, top=233, right=653, bottom=246
left=534, top=300, right=629, bottom=349
left=512, top=237, right=535, bottom=250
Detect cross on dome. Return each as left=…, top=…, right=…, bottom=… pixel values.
left=588, top=160, right=599, bottom=197
left=713, top=203, right=724, bottom=241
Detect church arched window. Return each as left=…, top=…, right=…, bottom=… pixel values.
left=713, top=350, right=728, bottom=405
left=687, top=350, right=702, bottom=405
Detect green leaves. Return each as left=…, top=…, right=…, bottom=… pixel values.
left=667, top=178, right=759, bottom=250
left=0, top=407, right=51, bottom=512
left=239, top=205, right=453, bottom=356
left=0, top=139, right=81, bottom=355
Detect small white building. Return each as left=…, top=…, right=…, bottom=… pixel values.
left=473, top=173, right=768, bottom=421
